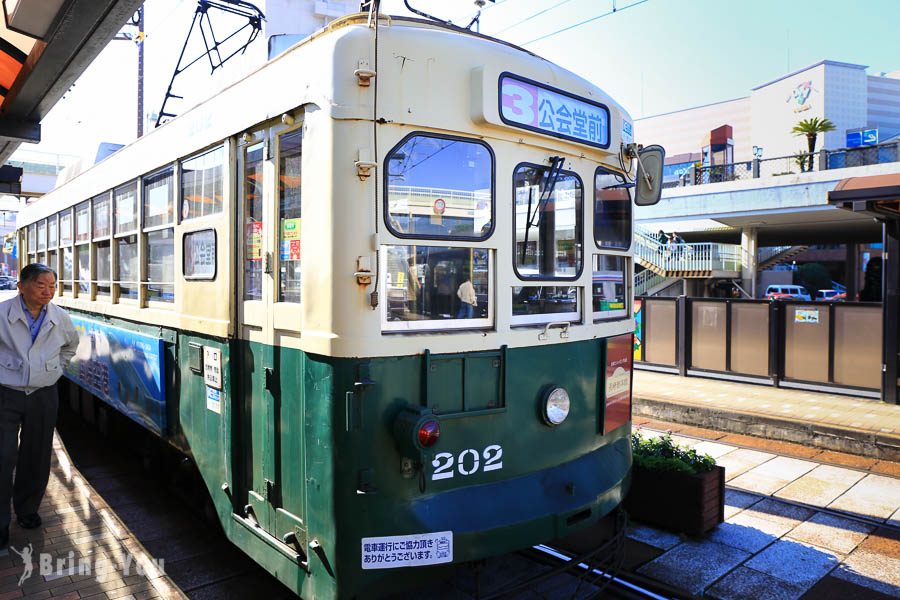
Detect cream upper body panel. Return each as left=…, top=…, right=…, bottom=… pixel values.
left=17, top=17, right=636, bottom=358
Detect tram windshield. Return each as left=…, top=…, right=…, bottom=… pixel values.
left=513, top=164, right=583, bottom=279
left=386, top=134, right=492, bottom=240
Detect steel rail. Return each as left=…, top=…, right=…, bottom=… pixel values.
left=530, top=544, right=673, bottom=600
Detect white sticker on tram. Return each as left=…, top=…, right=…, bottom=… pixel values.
left=361, top=531, right=453, bottom=569
left=431, top=444, right=503, bottom=481
left=203, top=347, right=222, bottom=390
left=206, top=387, right=221, bottom=414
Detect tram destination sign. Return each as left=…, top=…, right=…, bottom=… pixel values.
left=499, top=73, right=610, bottom=149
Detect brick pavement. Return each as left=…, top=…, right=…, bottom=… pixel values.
left=633, top=370, right=900, bottom=460
left=0, top=434, right=185, bottom=600
left=626, top=420, right=900, bottom=598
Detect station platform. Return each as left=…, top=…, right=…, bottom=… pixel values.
left=0, top=433, right=185, bottom=600
left=633, top=370, right=900, bottom=462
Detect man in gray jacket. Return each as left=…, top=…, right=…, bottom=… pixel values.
left=0, top=264, right=78, bottom=550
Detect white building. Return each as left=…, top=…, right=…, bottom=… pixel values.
left=635, top=60, right=900, bottom=171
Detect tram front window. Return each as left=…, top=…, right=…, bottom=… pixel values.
left=593, top=255, right=627, bottom=319
left=385, top=134, right=493, bottom=240
left=384, top=245, right=489, bottom=327
left=594, top=167, right=631, bottom=250
left=514, top=165, right=583, bottom=279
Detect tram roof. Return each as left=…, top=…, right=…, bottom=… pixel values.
left=18, top=11, right=628, bottom=228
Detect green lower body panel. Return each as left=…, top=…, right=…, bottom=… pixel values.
left=63, top=317, right=633, bottom=599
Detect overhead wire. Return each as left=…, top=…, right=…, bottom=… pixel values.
left=495, top=0, right=577, bottom=35
left=521, top=0, right=650, bottom=46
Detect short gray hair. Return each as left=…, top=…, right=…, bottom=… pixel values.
left=19, top=263, right=57, bottom=284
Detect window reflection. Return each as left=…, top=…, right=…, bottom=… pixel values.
left=512, top=286, right=578, bottom=318
left=384, top=245, right=489, bottom=328
left=593, top=255, right=627, bottom=319
left=514, top=164, right=582, bottom=279
left=278, top=130, right=302, bottom=303
left=243, top=141, right=264, bottom=301
left=386, top=135, right=492, bottom=240
left=594, top=167, right=631, bottom=250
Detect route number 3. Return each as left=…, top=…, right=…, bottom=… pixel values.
left=431, top=445, right=503, bottom=481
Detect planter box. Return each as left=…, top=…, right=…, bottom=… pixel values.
left=624, top=464, right=725, bottom=536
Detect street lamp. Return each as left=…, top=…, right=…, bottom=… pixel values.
left=752, top=146, right=764, bottom=159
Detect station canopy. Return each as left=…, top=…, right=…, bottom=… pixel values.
left=0, top=0, right=143, bottom=164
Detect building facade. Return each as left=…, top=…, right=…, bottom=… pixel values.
left=635, top=60, right=900, bottom=172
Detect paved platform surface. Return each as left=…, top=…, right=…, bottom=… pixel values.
left=626, top=420, right=900, bottom=599
left=0, top=433, right=185, bottom=600
left=633, top=370, right=900, bottom=460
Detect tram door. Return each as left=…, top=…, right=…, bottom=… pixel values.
left=236, top=118, right=307, bottom=555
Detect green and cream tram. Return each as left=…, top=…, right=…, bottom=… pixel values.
left=17, top=9, right=662, bottom=599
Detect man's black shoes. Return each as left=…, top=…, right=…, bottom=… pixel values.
left=16, top=514, right=41, bottom=529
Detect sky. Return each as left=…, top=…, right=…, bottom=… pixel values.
left=24, top=0, right=900, bottom=160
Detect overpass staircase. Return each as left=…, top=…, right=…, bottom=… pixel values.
left=758, top=245, right=809, bottom=270
left=634, top=227, right=742, bottom=296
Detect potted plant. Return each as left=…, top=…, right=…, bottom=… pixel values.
left=624, top=432, right=725, bottom=536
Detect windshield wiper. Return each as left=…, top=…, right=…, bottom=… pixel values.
left=521, top=156, right=565, bottom=264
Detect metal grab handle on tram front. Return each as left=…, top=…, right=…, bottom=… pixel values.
left=539, top=321, right=570, bottom=341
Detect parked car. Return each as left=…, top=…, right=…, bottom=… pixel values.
left=0, top=276, right=16, bottom=290
left=764, top=284, right=811, bottom=301
left=816, top=289, right=845, bottom=302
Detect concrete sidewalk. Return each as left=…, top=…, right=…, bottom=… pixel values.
left=0, top=433, right=185, bottom=600
left=633, top=370, right=900, bottom=461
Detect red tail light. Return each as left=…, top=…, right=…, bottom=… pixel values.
left=604, top=333, right=633, bottom=433
left=417, top=419, right=441, bottom=448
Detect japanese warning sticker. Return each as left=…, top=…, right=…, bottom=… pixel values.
left=361, top=531, right=453, bottom=569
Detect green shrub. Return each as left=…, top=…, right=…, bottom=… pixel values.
left=631, top=431, right=717, bottom=475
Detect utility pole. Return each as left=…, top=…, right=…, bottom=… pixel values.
left=115, top=8, right=146, bottom=139
left=137, top=6, right=144, bottom=137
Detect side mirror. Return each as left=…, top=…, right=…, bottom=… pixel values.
left=634, top=144, right=666, bottom=206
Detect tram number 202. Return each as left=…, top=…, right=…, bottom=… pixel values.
left=431, top=445, right=503, bottom=481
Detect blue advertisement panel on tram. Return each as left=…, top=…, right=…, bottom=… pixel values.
left=65, top=316, right=166, bottom=435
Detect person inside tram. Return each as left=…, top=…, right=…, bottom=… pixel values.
left=456, top=269, right=477, bottom=319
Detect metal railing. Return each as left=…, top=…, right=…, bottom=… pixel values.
left=634, top=268, right=670, bottom=296
left=758, top=245, right=792, bottom=264
left=634, top=227, right=742, bottom=274
left=669, top=140, right=900, bottom=188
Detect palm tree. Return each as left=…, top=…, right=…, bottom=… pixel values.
left=791, top=117, right=836, bottom=171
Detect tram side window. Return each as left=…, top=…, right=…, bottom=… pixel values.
left=75, top=201, right=90, bottom=295
left=593, top=255, right=627, bottom=320
left=60, top=209, right=73, bottom=293
left=385, top=134, right=493, bottom=240
left=143, top=169, right=175, bottom=303
left=93, top=193, right=111, bottom=297
left=47, top=216, right=58, bottom=286
left=114, top=182, right=139, bottom=299
left=514, top=164, right=583, bottom=279
left=37, top=219, right=46, bottom=254
left=243, top=142, right=264, bottom=301
left=384, top=245, right=490, bottom=329
left=182, top=145, right=224, bottom=220
left=594, top=167, right=631, bottom=250
left=278, top=129, right=302, bottom=303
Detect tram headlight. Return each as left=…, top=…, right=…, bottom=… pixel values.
left=542, top=387, right=570, bottom=426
